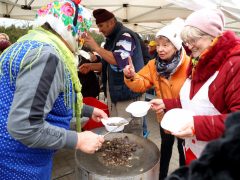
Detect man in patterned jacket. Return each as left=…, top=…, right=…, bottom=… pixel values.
left=81, top=9, right=145, bottom=136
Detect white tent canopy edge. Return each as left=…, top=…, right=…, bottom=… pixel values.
left=0, top=0, right=239, bottom=34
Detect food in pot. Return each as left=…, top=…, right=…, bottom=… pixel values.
left=107, top=121, right=127, bottom=126
left=97, top=136, right=141, bottom=166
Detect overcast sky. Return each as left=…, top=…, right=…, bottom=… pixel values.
left=0, top=17, right=33, bottom=27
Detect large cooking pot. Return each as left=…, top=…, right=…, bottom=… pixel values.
left=75, top=133, right=160, bottom=180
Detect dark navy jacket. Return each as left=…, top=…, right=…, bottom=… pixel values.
left=102, top=22, right=144, bottom=103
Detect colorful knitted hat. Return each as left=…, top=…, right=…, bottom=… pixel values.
left=34, top=0, right=92, bottom=53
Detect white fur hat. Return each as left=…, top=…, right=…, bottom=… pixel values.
left=155, top=18, right=185, bottom=50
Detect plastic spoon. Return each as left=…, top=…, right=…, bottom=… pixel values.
left=103, top=121, right=129, bottom=137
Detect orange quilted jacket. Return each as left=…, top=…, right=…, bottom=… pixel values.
left=124, top=49, right=190, bottom=121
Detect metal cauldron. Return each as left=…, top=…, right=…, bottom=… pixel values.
left=75, top=133, right=160, bottom=180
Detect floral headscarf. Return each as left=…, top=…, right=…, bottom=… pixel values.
left=34, top=0, right=92, bottom=53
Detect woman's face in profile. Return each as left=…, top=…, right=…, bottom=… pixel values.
left=183, top=35, right=213, bottom=58
left=156, top=36, right=177, bottom=61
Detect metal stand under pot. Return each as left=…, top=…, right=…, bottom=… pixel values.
left=75, top=133, right=160, bottom=180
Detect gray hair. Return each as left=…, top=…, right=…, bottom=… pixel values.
left=0, top=33, right=10, bottom=41
left=181, top=26, right=213, bottom=44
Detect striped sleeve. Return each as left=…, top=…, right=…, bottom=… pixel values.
left=113, top=32, right=136, bottom=69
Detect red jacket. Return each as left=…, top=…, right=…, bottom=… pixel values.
left=164, top=31, right=240, bottom=141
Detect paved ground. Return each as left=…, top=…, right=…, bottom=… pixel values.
left=51, top=109, right=180, bottom=180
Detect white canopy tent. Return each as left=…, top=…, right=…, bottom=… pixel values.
left=0, top=0, right=239, bottom=34
left=168, top=0, right=240, bottom=33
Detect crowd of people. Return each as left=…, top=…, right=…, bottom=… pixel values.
left=0, top=1, right=107, bottom=179
left=1, top=0, right=240, bottom=180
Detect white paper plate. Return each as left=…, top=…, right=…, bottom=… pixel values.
left=126, top=101, right=151, bottom=117
left=78, top=50, right=91, bottom=60
left=161, top=108, right=195, bottom=133
left=101, top=117, right=128, bottom=132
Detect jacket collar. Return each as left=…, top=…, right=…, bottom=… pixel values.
left=106, top=21, right=123, bottom=40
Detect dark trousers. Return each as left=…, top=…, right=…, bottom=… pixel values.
left=159, top=126, right=185, bottom=180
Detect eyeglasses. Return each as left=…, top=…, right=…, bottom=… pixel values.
left=183, top=37, right=202, bottom=47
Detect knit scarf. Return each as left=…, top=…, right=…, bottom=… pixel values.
left=156, top=49, right=181, bottom=79
left=18, top=27, right=83, bottom=132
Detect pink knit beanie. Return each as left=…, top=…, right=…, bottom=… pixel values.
left=185, top=8, right=225, bottom=37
